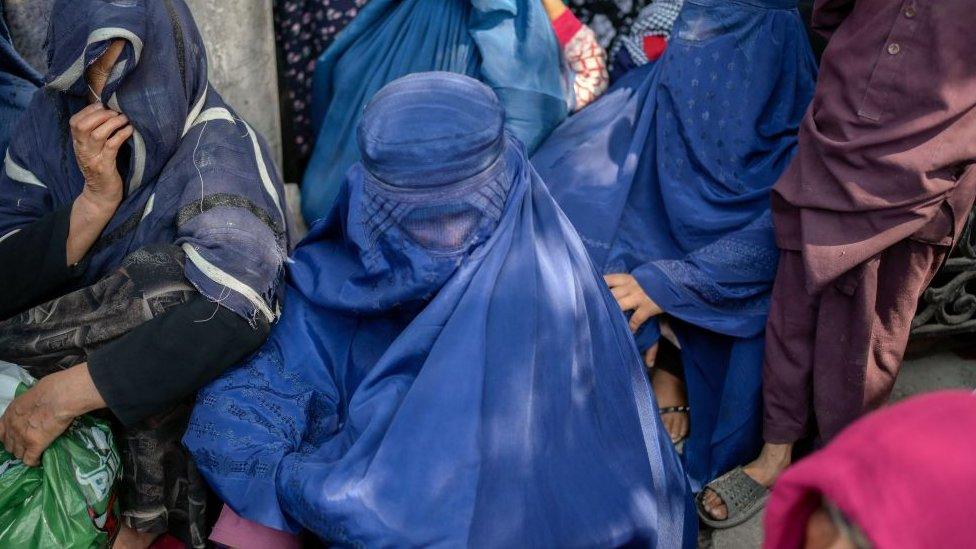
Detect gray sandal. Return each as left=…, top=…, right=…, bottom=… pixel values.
left=696, top=467, right=769, bottom=529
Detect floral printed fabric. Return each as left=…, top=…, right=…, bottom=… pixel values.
left=567, top=0, right=653, bottom=53
left=273, top=0, right=368, bottom=174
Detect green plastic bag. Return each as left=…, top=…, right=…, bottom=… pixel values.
left=0, top=363, right=122, bottom=548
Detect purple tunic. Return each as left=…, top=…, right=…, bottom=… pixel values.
left=773, top=0, right=976, bottom=292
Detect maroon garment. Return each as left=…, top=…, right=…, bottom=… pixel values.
left=764, top=391, right=976, bottom=549
left=762, top=241, right=945, bottom=444
left=773, top=0, right=976, bottom=292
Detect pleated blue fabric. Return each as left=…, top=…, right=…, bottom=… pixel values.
left=532, top=0, right=817, bottom=489
left=300, top=0, right=568, bottom=222
left=186, top=72, right=695, bottom=548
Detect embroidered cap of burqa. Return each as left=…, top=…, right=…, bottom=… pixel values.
left=185, top=72, right=695, bottom=547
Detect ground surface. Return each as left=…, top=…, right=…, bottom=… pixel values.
left=700, top=351, right=976, bottom=548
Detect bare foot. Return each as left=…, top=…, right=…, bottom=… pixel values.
left=651, top=366, right=689, bottom=444
left=700, top=442, right=792, bottom=521
left=112, top=525, right=160, bottom=549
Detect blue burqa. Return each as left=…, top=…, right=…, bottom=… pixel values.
left=0, top=1, right=41, bottom=154
left=300, top=0, right=569, bottom=222
left=532, top=0, right=817, bottom=490
left=0, top=0, right=288, bottom=323
left=185, top=72, right=695, bottom=548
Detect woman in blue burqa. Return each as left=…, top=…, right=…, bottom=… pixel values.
left=185, top=72, right=696, bottom=548
left=532, top=0, right=817, bottom=501
left=299, top=0, right=569, bottom=223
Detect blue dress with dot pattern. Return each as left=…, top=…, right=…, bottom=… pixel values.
left=533, top=0, right=817, bottom=490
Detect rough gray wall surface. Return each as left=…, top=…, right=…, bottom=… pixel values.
left=5, top=0, right=54, bottom=72
left=4, top=0, right=283, bottom=170
left=184, top=0, right=283, bottom=169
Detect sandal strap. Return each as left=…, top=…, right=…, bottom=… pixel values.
left=659, top=405, right=690, bottom=415
left=702, top=467, right=767, bottom=520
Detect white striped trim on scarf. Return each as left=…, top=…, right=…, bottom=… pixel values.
left=182, top=85, right=209, bottom=138
left=190, top=107, right=235, bottom=127
left=107, top=93, right=147, bottom=193
left=0, top=229, right=22, bottom=245
left=186, top=107, right=285, bottom=226
left=242, top=121, right=285, bottom=225
left=128, top=130, right=147, bottom=192
left=4, top=151, right=45, bottom=188
left=182, top=242, right=275, bottom=322
left=48, top=28, right=145, bottom=91
left=141, top=193, right=155, bottom=220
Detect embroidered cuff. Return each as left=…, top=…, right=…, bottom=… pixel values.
left=552, top=9, right=583, bottom=47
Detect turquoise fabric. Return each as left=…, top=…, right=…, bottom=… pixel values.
left=301, top=0, right=568, bottom=222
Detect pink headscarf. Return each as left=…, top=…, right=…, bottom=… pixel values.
left=764, top=390, right=976, bottom=548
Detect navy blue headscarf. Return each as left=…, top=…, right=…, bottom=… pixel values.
left=185, top=72, right=695, bottom=547
left=0, top=1, right=42, bottom=154
left=0, top=0, right=288, bottom=323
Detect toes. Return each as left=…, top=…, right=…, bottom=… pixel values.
left=663, top=416, right=683, bottom=442
left=677, top=417, right=689, bottom=439
left=664, top=415, right=689, bottom=443
left=703, top=490, right=719, bottom=507
left=700, top=490, right=728, bottom=520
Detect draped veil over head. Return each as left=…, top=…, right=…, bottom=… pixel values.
left=186, top=72, right=695, bottom=548
left=0, top=0, right=288, bottom=323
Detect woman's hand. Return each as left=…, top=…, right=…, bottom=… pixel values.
left=66, top=104, right=134, bottom=265
left=0, top=364, right=104, bottom=467
left=70, top=103, right=133, bottom=209
left=604, top=273, right=663, bottom=333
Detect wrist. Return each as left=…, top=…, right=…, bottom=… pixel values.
left=49, top=364, right=105, bottom=419
left=542, top=0, right=568, bottom=21
left=74, top=189, right=120, bottom=227
left=79, top=179, right=123, bottom=214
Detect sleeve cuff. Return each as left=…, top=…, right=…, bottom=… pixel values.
left=0, top=206, right=89, bottom=318
left=87, top=342, right=144, bottom=427
left=642, top=36, right=668, bottom=62
left=633, top=319, right=661, bottom=353
left=552, top=9, right=584, bottom=47
left=43, top=207, right=87, bottom=283
left=88, top=296, right=270, bottom=426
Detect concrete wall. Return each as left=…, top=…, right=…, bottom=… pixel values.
left=184, top=0, right=283, bottom=169
left=5, top=0, right=284, bottom=169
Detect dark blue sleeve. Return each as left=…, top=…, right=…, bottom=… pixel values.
left=0, top=207, right=86, bottom=319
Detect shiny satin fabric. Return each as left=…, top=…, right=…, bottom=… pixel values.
left=300, top=0, right=568, bottom=222
left=186, top=72, right=695, bottom=547
left=532, top=0, right=817, bottom=488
